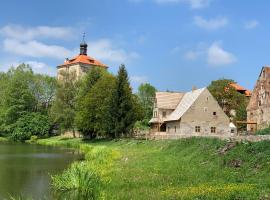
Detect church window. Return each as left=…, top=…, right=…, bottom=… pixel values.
left=195, top=126, right=200, bottom=133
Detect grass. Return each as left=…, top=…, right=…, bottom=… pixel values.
left=0, top=136, right=8, bottom=142
left=36, top=136, right=270, bottom=199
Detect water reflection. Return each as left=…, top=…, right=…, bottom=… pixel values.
left=0, top=143, right=80, bottom=199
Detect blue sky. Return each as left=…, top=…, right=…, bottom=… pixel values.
left=0, top=0, right=268, bottom=91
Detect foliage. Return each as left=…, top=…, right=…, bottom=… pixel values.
left=11, top=113, right=50, bottom=142
left=109, top=65, right=138, bottom=137
left=52, top=144, right=120, bottom=199
left=137, top=83, right=156, bottom=121
left=255, top=127, right=270, bottom=135
left=75, top=69, right=116, bottom=138
left=36, top=136, right=270, bottom=199
left=0, top=64, right=56, bottom=139
left=50, top=71, right=78, bottom=136
left=208, top=79, right=248, bottom=120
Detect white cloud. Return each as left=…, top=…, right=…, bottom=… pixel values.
left=88, top=39, right=139, bottom=63
left=245, top=20, right=259, bottom=29
left=0, top=60, right=56, bottom=76
left=0, top=25, right=74, bottom=41
left=130, top=0, right=211, bottom=9
left=194, top=16, right=228, bottom=30
left=184, top=50, right=200, bottom=60
left=3, top=39, right=74, bottom=59
left=25, top=61, right=56, bottom=76
left=130, top=76, right=148, bottom=84
left=207, top=42, right=236, bottom=66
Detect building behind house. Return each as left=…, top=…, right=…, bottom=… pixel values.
left=57, top=39, right=107, bottom=80
left=150, top=87, right=235, bottom=136
left=230, top=83, right=252, bottom=97
left=247, top=66, right=270, bottom=131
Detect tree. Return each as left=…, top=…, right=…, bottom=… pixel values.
left=137, top=83, right=156, bottom=123
left=3, top=64, right=36, bottom=126
left=109, top=65, right=137, bottom=137
left=50, top=71, right=78, bottom=137
left=11, top=113, right=50, bottom=142
left=75, top=73, right=116, bottom=138
left=31, top=74, right=57, bottom=113
left=208, top=79, right=248, bottom=121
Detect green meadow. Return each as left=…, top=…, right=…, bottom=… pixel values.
left=35, top=136, right=270, bottom=199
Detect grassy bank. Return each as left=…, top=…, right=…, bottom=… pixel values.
left=0, top=137, right=8, bottom=142
left=36, top=136, right=270, bottom=199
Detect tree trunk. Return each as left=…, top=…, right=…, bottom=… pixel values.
left=72, top=128, right=76, bottom=138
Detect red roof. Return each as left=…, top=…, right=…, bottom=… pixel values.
left=230, top=83, right=252, bottom=97
left=58, top=54, right=107, bottom=68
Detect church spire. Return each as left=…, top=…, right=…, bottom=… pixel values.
left=80, top=32, right=88, bottom=55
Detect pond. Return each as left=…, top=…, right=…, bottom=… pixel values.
left=0, top=143, right=81, bottom=199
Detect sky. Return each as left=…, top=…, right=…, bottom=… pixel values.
left=0, top=0, right=269, bottom=92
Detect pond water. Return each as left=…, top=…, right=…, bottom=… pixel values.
left=0, top=143, right=81, bottom=199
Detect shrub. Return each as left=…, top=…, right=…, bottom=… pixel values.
left=29, top=135, right=38, bottom=143
left=255, top=127, right=270, bottom=135
left=11, top=113, right=50, bottom=142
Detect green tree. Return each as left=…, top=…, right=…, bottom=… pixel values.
left=11, top=113, right=50, bottom=142
left=50, top=71, right=78, bottom=137
left=3, top=64, right=36, bottom=126
left=110, top=65, right=137, bottom=137
left=32, top=74, right=57, bottom=113
left=137, top=83, right=156, bottom=122
left=208, top=79, right=248, bottom=130
left=76, top=72, right=116, bottom=138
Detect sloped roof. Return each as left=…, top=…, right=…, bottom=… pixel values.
left=156, top=92, right=184, bottom=109
left=230, top=83, right=252, bottom=97
left=165, top=88, right=206, bottom=121
left=58, top=54, right=107, bottom=68
left=230, top=83, right=245, bottom=91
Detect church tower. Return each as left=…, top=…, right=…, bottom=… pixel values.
left=57, top=34, right=108, bottom=80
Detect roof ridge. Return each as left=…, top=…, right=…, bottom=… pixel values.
left=165, top=87, right=206, bottom=121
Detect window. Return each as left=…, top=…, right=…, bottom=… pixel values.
left=211, top=127, right=216, bottom=133
left=154, top=111, right=157, bottom=117
left=231, top=129, right=235, bottom=133
left=162, top=111, right=166, bottom=118
left=195, top=126, right=200, bottom=133
left=168, top=127, right=170, bottom=133
left=174, top=126, right=177, bottom=133
left=213, top=112, right=217, bottom=116
left=204, top=107, right=208, bottom=112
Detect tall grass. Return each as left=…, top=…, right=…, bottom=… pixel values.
left=37, top=136, right=270, bottom=199
left=51, top=144, right=120, bottom=199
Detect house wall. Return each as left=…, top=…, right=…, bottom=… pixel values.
left=247, top=67, right=270, bottom=131
left=166, top=89, right=231, bottom=136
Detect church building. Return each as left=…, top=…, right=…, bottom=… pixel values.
left=57, top=38, right=108, bottom=80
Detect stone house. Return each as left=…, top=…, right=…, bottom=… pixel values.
left=57, top=40, right=107, bottom=80
left=247, top=66, right=270, bottom=131
left=149, top=87, right=235, bottom=136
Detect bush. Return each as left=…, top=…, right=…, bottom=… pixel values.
left=11, top=113, right=50, bottom=142
left=255, top=127, right=270, bottom=135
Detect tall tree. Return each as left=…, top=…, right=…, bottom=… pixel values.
left=50, top=71, right=78, bottom=137
left=137, top=83, right=156, bottom=122
left=75, top=72, right=116, bottom=138
left=110, top=65, right=137, bottom=137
